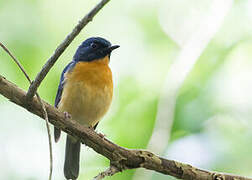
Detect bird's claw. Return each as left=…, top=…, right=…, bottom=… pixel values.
left=88, top=127, right=106, bottom=138
left=64, top=111, right=71, bottom=119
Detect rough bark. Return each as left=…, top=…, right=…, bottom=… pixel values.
left=0, top=75, right=251, bottom=180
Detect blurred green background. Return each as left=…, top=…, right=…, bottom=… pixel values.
left=1, top=0, right=252, bottom=179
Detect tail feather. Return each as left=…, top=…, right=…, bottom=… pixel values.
left=64, top=135, right=81, bottom=180
left=54, top=127, right=61, bottom=143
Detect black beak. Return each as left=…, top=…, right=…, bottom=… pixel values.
left=101, top=45, right=120, bottom=56
left=108, top=45, right=120, bottom=51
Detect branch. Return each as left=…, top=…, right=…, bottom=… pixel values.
left=0, top=43, right=53, bottom=180
left=0, top=75, right=251, bottom=180
left=93, top=166, right=120, bottom=180
left=26, top=0, right=111, bottom=100
left=134, top=1, right=234, bottom=179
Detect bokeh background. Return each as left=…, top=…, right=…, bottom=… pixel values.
left=1, top=0, right=252, bottom=179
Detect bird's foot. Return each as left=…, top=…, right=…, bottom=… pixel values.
left=63, top=111, right=71, bottom=119
left=88, top=126, right=95, bottom=130
left=88, top=127, right=106, bottom=138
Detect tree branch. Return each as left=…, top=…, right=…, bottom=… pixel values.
left=0, top=42, right=53, bottom=180
left=0, top=75, right=251, bottom=180
left=93, top=166, right=120, bottom=180
left=26, top=0, right=111, bottom=101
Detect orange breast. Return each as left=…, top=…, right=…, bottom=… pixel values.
left=58, top=56, right=113, bottom=127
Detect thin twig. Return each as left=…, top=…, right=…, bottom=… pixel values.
left=0, top=75, right=251, bottom=180
left=93, top=166, right=120, bottom=180
left=36, top=95, right=53, bottom=180
left=0, top=42, right=53, bottom=180
left=26, top=0, right=111, bottom=101
left=0, top=43, right=31, bottom=82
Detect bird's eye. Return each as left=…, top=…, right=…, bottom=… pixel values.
left=90, top=43, right=97, bottom=49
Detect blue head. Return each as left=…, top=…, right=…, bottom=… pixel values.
left=73, top=37, right=119, bottom=62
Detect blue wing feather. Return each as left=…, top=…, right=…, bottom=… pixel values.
left=54, top=61, right=76, bottom=107
left=54, top=60, right=76, bottom=142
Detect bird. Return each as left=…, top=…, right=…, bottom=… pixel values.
left=54, top=37, right=119, bottom=180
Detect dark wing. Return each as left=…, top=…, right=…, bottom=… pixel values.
left=54, top=61, right=76, bottom=142
left=54, top=61, right=76, bottom=107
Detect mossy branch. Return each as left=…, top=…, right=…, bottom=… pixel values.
left=0, top=75, right=251, bottom=180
